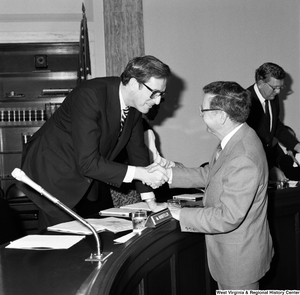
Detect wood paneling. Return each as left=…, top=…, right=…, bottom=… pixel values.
left=103, top=0, right=144, bottom=76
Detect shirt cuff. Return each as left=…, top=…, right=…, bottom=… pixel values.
left=168, top=168, right=173, bottom=184
left=140, top=191, right=155, bottom=201
left=123, top=165, right=135, bottom=183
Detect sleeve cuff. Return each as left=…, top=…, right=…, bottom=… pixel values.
left=123, top=165, right=135, bottom=183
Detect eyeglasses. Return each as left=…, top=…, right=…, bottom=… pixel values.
left=142, top=83, right=167, bottom=99
left=265, top=82, right=285, bottom=92
left=199, top=106, right=222, bottom=116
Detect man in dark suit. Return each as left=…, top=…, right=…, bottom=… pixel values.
left=246, top=62, right=300, bottom=181
left=16, top=55, right=170, bottom=230
left=152, top=81, right=273, bottom=289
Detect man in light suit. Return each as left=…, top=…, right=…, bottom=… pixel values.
left=16, top=55, right=169, bottom=230
left=247, top=62, right=300, bottom=181
left=160, top=81, right=273, bottom=289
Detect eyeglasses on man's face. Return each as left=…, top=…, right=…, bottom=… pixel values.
left=265, top=81, right=285, bottom=92
left=199, top=105, right=222, bottom=116
left=142, top=83, right=167, bottom=100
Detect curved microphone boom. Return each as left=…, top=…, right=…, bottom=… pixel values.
left=11, top=168, right=112, bottom=263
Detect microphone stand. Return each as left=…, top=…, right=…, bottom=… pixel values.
left=11, top=168, right=112, bottom=263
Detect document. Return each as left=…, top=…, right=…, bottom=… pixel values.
left=113, top=229, right=146, bottom=244
left=6, top=235, right=85, bottom=250
left=47, top=217, right=133, bottom=235
left=120, top=202, right=152, bottom=211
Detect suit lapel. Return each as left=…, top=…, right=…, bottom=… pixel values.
left=207, top=124, right=249, bottom=181
left=108, top=107, right=136, bottom=160
left=105, top=80, right=123, bottom=159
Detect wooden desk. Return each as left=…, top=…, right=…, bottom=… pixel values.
left=1, top=186, right=299, bottom=294
left=260, top=186, right=300, bottom=289
left=0, top=219, right=216, bottom=295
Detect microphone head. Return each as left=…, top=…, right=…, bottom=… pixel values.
left=11, top=168, right=25, bottom=181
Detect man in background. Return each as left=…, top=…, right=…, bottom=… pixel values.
left=17, top=55, right=169, bottom=230
left=246, top=62, right=300, bottom=182
left=152, top=81, right=273, bottom=290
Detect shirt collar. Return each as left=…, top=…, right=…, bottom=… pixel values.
left=254, top=83, right=266, bottom=105
left=221, top=123, right=244, bottom=149
left=119, top=84, right=127, bottom=110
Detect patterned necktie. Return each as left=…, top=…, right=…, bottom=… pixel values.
left=265, top=100, right=271, bottom=130
left=119, top=106, right=130, bottom=134
left=213, top=143, right=222, bottom=164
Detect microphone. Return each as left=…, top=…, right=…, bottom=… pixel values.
left=11, top=168, right=112, bottom=263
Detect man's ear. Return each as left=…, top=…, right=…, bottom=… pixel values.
left=128, top=78, right=140, bottom=91
left=220, top=110, right=228, bottom=125
left=257, top=79, right=264, bottom=89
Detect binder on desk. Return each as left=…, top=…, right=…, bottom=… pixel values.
left=173, top=193, right=203, bottom=201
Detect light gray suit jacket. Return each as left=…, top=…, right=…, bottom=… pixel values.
left=171, top=123, right=273, bottom=286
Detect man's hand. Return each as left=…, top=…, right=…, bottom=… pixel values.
left=168, top=204, right=181, bottom=220
left=147, top=163, right=172, bottom=182
left=269, top=166, right=288, bottom=182
left=134, top=166, right=168, bottom=189
left=145, top=198, right=168, bottom=212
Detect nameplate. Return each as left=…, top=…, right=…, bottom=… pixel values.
left=145, top=208, right=172, bottom=228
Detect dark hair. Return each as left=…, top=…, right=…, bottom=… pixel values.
left=255, top=62, right=285, bottom=82
left=203, top=81, right=251, bottom=123
left=120, top=55, right=171, bottom=85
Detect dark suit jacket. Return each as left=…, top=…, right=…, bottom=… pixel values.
left=170, top=124, right=273, bottom=286
left=17, top=77, right=151, bottom=217
left=247, top=84, right=298, bottom=168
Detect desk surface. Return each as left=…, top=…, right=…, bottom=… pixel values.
left=0, top=228, right=122, bottom=295
left=0, top=218, right=211, bottom=295
left=1, top=186, right=299, bottom=294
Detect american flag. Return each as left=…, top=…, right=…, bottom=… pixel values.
left=77, top=3, right=91, bottom=84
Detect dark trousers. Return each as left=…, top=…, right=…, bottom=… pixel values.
left=38, top=180, right=114, bottom=232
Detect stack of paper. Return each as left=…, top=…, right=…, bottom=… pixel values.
left=6, top=235, right=85, bottom=250
left=47, top=217, right=133, bottom=235
left=99, top=202, right=152, bottom=217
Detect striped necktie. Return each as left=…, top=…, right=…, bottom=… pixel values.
left=213, top=143, right=222, bottom=164
left=120, top=106, right=130, bottom=134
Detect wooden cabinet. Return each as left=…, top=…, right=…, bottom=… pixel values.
left=0, top=98, right=64, bottom=236
left=0, top=42, right=78, bottom=99
left=0, top=42, right=78, bottom=236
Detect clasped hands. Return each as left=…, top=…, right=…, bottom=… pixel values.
left=142, top=163, right=171, bottom=189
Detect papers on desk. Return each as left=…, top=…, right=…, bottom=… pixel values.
left=113, top=228, right=147, bottom=244
left=6, top=235, right=85, bottom=250
left=99, top=202, right=151, bottom=218
left=120, top=202, right=152, bottom=211
left=113, top=232, right=137, bottom=244
left=173, top=193, right=203, bottom=201
left=47, top=217, right=133, bottom=235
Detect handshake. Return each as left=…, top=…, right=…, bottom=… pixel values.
left=135, top=163, right=172, bottom=189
